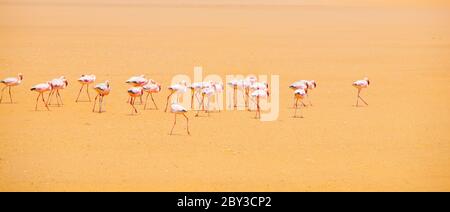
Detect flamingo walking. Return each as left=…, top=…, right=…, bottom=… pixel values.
left=126, top=75, right=149, bottom=104
left=293, top=89, right=307, bottom=118
left=0, top=73, right=23, bottom=103
left=76, top=74, right=96, bottom=102
left=170, top=103, right=190, bottom=135
left=195, top=85, right=216, bottom=117
left=251, top=89, right=269, bottom=119
left=30, top=82, right=51, bottom=111
left=92, top=81, right=111, bottom=113
left=164, top=81, right=187, bottom=112
left=47, top=76, right=68, bottom=106
left=143, top=82, right=161, bottom=110
left=353, top=77, right=370, bottom=106
left=289, top=81, right=309, bottom=107
left=189, top=82, right=206, bottom=109
left=128, top=87, right=144, bottom=114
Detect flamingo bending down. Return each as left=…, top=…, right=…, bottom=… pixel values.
left=289, top=80, right=309, bottom=107
left=251, top=89, right=269, bottom=119
left=352, top=77, right=370, bottom=106
left=164, top=81, right=187, bottom=112
left=30, top=82, right=51, bottom=111
left=47, top=76, right=68, bottom=106
left=195, top=86, right=216, bottom=117
left=126, top=75, right=149, bottom=104
left=92, top=81, right=111, bottom=113
left=143, top=82, right=161, bottom=110
left=76, top=74, right=96, bottom=102
left=170, top=103, right=190, bottom=135
left=294, top=89, right=307, bottom=118
left=128, top=87, right=144, bottom=114
left=0, top=73, right=23, bottom=103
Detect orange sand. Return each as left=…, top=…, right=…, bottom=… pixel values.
left=0, top=0, right=449, bottom=191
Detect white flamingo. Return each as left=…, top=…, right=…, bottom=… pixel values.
left=143, top=82, right=161, bottom=110
left=47, top=76, right=68, bottom=106
left=164, top=81, right=187, bottom=112
left=92, top=81, right=111, bottom=113
left=293, top=89, right=307, bottom=118
left=170, top=103, right=190, bottom=135
left=30, top=82, right=51, bottom=111
left=353, top=77, right=370, bottom=106
left=251, top=89, right=269, bottom=119
left=76, top=74, right=96, bottom=102
left=128, top=87, right=144, bottom=114
left=0, top=73, right=23, bottom=103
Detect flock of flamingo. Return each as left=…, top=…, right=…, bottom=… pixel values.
left=0, top=73, right=370, bottom=135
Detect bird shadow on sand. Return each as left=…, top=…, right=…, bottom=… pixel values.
left=0, top=102, right=18, bottom=104
left=168, top=133, right=191, bottom=136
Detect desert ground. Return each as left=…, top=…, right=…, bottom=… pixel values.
left=0, top=0, right=449, bottom=191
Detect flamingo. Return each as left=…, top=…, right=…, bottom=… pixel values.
left=289, top=81, right=309, bottom=107
left=251, top=89, right=269, bottom=119
left=0, top=73, right=23, bottom=103
left=212, top=82, right=224, bottom=112
left=92, top=81, right=111, bottom=113
left=188, top=82, right=206, bottom=109
left=128, top=86, right=144, bottom=114
left=170, top=103, right=190, bottom=135
left=30, top=82, right=51, bottom=111
left=195, top=85, right=216, bottom=117
left=227, top=79, right=241, bottom=109
left=293, top=89, right=307, bottom=118
left=47, top=76, right=68, bottom=106
left=126, top=75, right=148, bottom=104
left=76, top=74, right=96, bottom=102
left=164, top=81, right=187, bottom=112
left=143, top=82, right=161, bottom=110
left=353, top=77, right=370, bottom=106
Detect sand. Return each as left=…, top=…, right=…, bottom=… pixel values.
left=0, top=0, right=449, bottom=191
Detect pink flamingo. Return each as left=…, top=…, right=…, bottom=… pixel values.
left=76, top=74, right=96, bottom=102
left=164, top=81, right=187, bottom=112
left=170, top=103, right=190, bottom=135
left=126, top=75, right=148, bottom=104
left=251, top=89, right=269, bottom=119
left=47, top=76, right=68, bottom=106
left=92, top=81, right=111, bottom=113
left=128, top=87, right=144, bottom=114
left=30, top=82, right=51, bottom=111
left=0, top=73, right=23, bottom=103
left=293, top=89, right=307, bottom=118
left=352, top=77, right=370, bottom=106
left=143, top=82, right=161, bottom=110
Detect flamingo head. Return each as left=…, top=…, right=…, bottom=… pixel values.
left=18, top=73, right=23, bottom=80
left=312, top=81, right=317, bottom=88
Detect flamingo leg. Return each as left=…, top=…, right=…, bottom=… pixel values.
left=195, top=95, right=205, bottom=117
left=47, top=90, right=54, bottom=105
left=76, top=84, right=84, bottom=102
left=139, top=95, right=143, bottom=105
left=144, top=93, right=150, bottom=110
left=130, top=97, right=138, bottom=114
left=8, top=86, right=12, bottom=103
left=99, top=95, right=103, bottom=113
left=41, top=92, right=49, bottom=111
left=35, top=93, right=41, bottom=111
left=92, top=95, right=99, bottom=112
left=151, top=93, right=158, bottom=110
left=358, top=95, right=368, bottom=106
left=57, top=90, right=63, bottom=105
left=164, top=91, right=174, bottom=112
left=182, top=113, right=190, bottom=135
left=190, top=90, right=195, bottom=109
left=86, top=85, right=91, bottom=102
left=170, top=114, right=177, bottom=135
left=255, top=97, right=260, bottom=119
left=356, top=89, right=360, bottom=106
left=233, top=87, right=237, bottom=109
left=0, top=86, right=7, bottom=103
left=294, top=98, right=299, bottom=118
